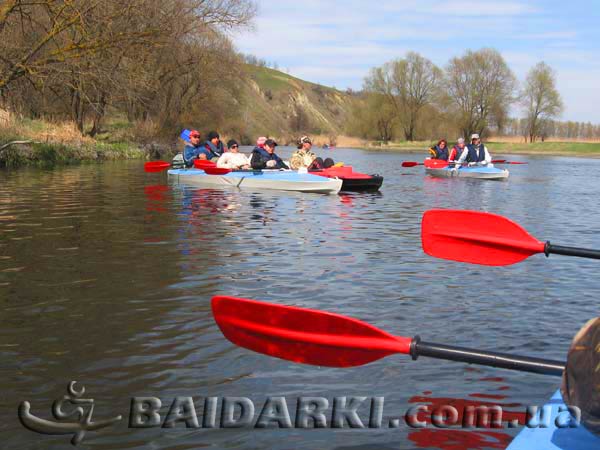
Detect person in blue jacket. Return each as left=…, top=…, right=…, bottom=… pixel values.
left=199, top=131, right=224, bottom=161
left=456, top=133, right=492, bottom=166
left=183, top=130, right=204, bottom=167
left=250, top=139, right=289, bottom=170
left=429, top=139, right=450, bottom=160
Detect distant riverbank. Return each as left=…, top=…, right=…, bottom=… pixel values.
left=4, top=115, right=600, bottom=168
left=362, top=139, right=600, bottom=157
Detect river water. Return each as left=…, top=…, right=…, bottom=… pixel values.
left=1, top=148, right=598, bottom=449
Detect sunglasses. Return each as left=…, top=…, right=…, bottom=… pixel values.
left=230, top=145, right=239, bottom=149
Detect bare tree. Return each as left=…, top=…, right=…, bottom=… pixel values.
left=0, top=0, right=256, bottom=135
left=445, top=48, right=517, bottom=139
left=364, top=52, right=442, bottom=141
left=521, top=62, right=563, bottom=142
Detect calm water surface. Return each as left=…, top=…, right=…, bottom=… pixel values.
left=1, top=148, right=598, bottom=449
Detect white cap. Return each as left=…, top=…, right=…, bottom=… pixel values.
left=457, top=137, right=465, bottom=144
left=471, top=133, right=480, bottom=140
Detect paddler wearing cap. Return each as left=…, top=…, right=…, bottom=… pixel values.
left=456, top=133, right=492, bottom=166
left=199, top=131, right=224, bottom=162
left=250, top=138, right=289, bottom=170
left=183, top=130, right=205, bottom=167
left=290, top=136, right=335, bottom=170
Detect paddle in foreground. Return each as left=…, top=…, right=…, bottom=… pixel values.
left=211, top=295, right=564, bottom=375
left=422, top=209, right=600, bottom=266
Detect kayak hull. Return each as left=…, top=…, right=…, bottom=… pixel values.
left=507, top=390, right=600, bottom=449
left=310, top=166, right=384, bottom=191
left=425, top=166, right=509, bottom=180
left=167, top=169, right=343, bottom=194
left=340, top=175, right=384, bottom=191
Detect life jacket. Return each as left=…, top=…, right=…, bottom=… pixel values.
left=449, top=145, right=462, bottom=161
left=203, top=140, right=224, bottom=159
left=251, top=147, right=286, bottom=169
left=183, top=143, right=203, bottom=167
left=465, top=144, right=486, bottom=162
left=433, top=145, right=450, bottom=161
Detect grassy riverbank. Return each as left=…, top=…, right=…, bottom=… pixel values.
left=4, top=109, right=600, bottom=169
left=0, top=114, right=146, bottom=168
left=367, top=140, right=600, bottom=157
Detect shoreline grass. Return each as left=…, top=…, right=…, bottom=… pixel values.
left=0, top=113, right=146, bottom=168
left=4, top=110, right=600, bottom=168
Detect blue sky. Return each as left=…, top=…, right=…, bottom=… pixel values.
left=232, top=0, right=600, bottom=122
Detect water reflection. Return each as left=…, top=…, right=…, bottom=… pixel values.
left=1, top=154, right=599, bottom=449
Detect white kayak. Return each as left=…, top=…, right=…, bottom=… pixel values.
left=424, top=160, right=509, bottom=180
left=507, top=390, right=600, bottom=449
left=167, top=168, right=343, bottom=194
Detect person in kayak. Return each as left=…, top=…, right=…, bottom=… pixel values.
left=198, top=131, right=224, bottom=161
left=255, top=136, right=267, bottom=149
left=290, top=136, right=335, bottom=170
left=251, top=138, right=289, bottom=170
left=449, top=138, right=464, bottom=161
left=428, top=139, right=450, bottom=160
left=217, top=139, right=251, bottom=170
left=183, top=130, right=204, bottom=167
left=456, top=133, right=492, bottom=166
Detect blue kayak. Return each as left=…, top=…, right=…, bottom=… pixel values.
left=425, top=164, right=509, bottom=180
left=167, top=168, right=343, bottom=194
left=507, top=390, right=600, bottom=449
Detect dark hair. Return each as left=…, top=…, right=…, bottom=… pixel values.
left=207, top=131, right=220, bottom=140
left=437, top=139, right=447, bottom=147
left=227, top=139, right=238, bottom=148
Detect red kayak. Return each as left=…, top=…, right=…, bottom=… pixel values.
left=310, top=166, right=383, bottom=192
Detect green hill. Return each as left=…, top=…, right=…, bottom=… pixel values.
left=238, top=65, right=360, bottom=144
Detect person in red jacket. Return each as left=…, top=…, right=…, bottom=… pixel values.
left=448, top=138, right=466, bottom=163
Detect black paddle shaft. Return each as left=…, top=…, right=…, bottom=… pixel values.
left=545, top=242, right=600, bottom=260
left=410, top=336, right=565, bottom=376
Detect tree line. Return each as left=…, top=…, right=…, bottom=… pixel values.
left=348, top=49, right=565, bottom=143
left=0, top=0, right=255, bottom=138
left=502, top=118, right=600, bottom=141
left=1, top=7, right=595, bottom=147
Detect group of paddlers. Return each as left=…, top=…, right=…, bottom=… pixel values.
left=428, top=133, right=493, bottom=166
left=181, top=130, right=336, bottom=171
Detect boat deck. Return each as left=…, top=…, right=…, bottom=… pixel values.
left=507, top=390, right=600, bottom=449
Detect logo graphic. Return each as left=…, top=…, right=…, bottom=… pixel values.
left=18, top=381, right=122, bottom=445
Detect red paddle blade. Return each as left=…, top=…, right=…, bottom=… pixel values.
left=402, top=161, right=420, bottom=167
left=203, top=167, right=231, bottom=175
left=421, top=209, right=546, bottom=266
left=507, top=161, right=528, bottom=165
left=144, top=161, right=171, bottom=172
left=212, top=296, right=411, bottom=367
left=193, top=159, right=217, bottom=169
left=491, top=159, right=506, bottom=163
left=423, top=159, right=448, bottom=168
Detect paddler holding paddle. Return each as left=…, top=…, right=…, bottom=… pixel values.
left=428, top=138, right=463, bottom=167
left=428, top=139, right=450, bottom=160
left=456, top=133, right=492, bottom=166
left=183, top=130, right=204, bottom=167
